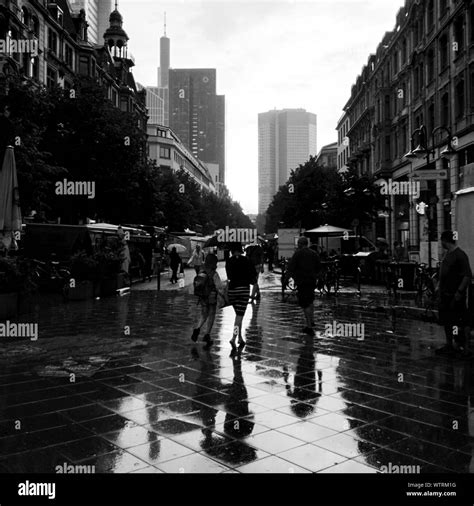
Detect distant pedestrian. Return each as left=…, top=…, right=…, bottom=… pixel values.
left=191, top=253, right=225, bottom=347
left=226, top=243, right=256, bottom=348
left=246, top=243, right=264, bottom=302
left=188, top=244, right=206, bottom=275
left=286, top=236, right=321, bottom=336
left=393, top=241, right=405, bottom=262
left=267, top=243, right=275, bottom=271
left=169, top=247, right=182, bottom=284
left=436, top=231, right=472, bottom=358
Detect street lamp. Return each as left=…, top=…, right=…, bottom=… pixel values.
left=405, top=124, right=456, bottom=271
left=404, top=125, right=456, bottom=164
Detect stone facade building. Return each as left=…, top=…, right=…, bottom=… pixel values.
left=341, top=0, right=474, bottom=258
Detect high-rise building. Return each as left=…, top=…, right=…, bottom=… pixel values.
left=69, top=0, right=113, bottom=44
left=258, top=108, right=317, bottom=215
left=169, top=68, right=225, bottom=185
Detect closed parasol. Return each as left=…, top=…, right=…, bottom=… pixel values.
left=0, top=147, right=21, bottom=251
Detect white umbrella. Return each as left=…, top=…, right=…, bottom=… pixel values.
left=305, top=225, right=351, bottom=235
left=167, top=243, right=186, bottom=253
left=305, top=224, right=351, bottom=252
left=0, top=147, right=21, bottom=251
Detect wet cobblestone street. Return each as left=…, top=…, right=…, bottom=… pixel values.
left=0, top=286, right=473, bottom=474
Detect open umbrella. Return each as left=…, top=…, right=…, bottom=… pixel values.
left=305, top=224, right=351, bottom=252
left=167, top=243, right=186, bottom=253
left=0, top=147, right=21, bottom=251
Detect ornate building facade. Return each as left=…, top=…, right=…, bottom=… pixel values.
left=341, top=0, right=474, bottom=259
left=0, top=0, right=146, bottom=128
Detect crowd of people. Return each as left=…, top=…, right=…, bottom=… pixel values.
left=185, top=231, right=472, bottom=360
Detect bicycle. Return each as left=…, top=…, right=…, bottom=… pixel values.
left=316, top=260, right=340, bottom=295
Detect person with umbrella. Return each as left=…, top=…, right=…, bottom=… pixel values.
left=169, top=246, right=182, bottom=284
left=188, top=244, right=206, bottom=275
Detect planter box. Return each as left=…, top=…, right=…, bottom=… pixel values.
left=0, top=292, right=18, bottom=320
left=100, top=273, right=127, bottom=297
left=67, top=280, right=94, bottom=301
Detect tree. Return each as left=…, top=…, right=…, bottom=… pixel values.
left=265, top=157, right=386, bottom=234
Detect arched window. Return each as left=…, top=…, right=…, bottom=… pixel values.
left=32, top=16, right=40, bottom=37
left=21, top=7, right=29, bottom=27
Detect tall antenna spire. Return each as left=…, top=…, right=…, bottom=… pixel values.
left=115, top=0, right=118, bottom=10
left=164, top=12, right=167, bottom=36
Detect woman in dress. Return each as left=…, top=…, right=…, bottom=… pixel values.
left=225, top=243, right=256, bottom=348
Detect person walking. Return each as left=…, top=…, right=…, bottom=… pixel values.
left=191, top=253, right=225, bottom=347
left=436, top=231, right=472, bottom=358
left=169, top=247, right=182, bottom=284
left=226, top=243, right=256, bottom=348
left=286, top=236, right=321, bottom=336
left=246, top=243, right=264, bottom=302
left=188, top=244, right=206, bottom=275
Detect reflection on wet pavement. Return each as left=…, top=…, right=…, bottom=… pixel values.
left=0, top=290, right=473, bottom=473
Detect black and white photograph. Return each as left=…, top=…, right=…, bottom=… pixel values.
left=0, top=0, right=473, bottom=504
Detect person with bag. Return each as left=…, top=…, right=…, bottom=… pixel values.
left=169, top=247, right=182, bottom=284
left=225, top=243, right=256, bottom=348
left=246, top=243, right=264, bottom=302
left=191, top=253, right=225, bottom=347
left=188, top=244, right=206, bottom=275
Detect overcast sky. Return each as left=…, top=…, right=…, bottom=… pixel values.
left=119, top=0, right=404, bottom=214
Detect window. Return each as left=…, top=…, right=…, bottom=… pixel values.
left=65, top=45, right=73, bottom=68
left=441, top=91, right=449, bottom=125
left=46, top=66, right=57, bottom=89
left=384, top=94, right=391, bottom=119
left=79, top=55, right=89, bottom=76
left=402, top=38, right=407, bottom=64
left=21, top=7, right=29, bottom=26
left=31, top=56, right=39, bottom=79
left=454, top=15, right=465, bottom=54
left=440, top=0, right=448, bottom=17
left=427, top=0, right=434, bottom=30
left=32, top=16, right=39, bottom=37
left=385, top=135, right=391, bottom=161
left=471, top=4, right=474, bottom=43
left=393, top=51, right=398, bottom=75
left=470, top=64, right=474, bottom=111
left=427, top=49, right=435, bottom=83
left=160, top=146, right=171, bottom=159
left=414, top=64, right=423, bottom=98
left=48, top=28, right=57, bottom=54
left=455, top=77, right=465, bottom=119
left=439, top=33, right=449, bottom=70
left=427, top=102, right=435, bottom=133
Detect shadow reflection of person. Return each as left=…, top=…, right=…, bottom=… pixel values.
left=283, top=336, right=322, bottom=418
left=244, top=300, right=263, bottom=359
left=190, top=346, right=220, bottom=445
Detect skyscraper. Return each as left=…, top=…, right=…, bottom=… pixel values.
left=258, top=108, right=317, bottom=215
left=169, top=69, right=225, bottom=185
left=69, top=0, right=113, bottom=44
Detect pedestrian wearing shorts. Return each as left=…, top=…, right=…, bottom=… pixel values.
left=286, top=236, right=321, bottom=337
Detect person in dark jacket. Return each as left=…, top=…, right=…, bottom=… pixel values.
left=286, top=236, right=321, bottom=336
left=225, top=243, right=256, bottom=348
left=169, top=247, right=182, bottom=284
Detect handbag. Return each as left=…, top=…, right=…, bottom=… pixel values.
left=218, top=281, right=231, bottom=309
